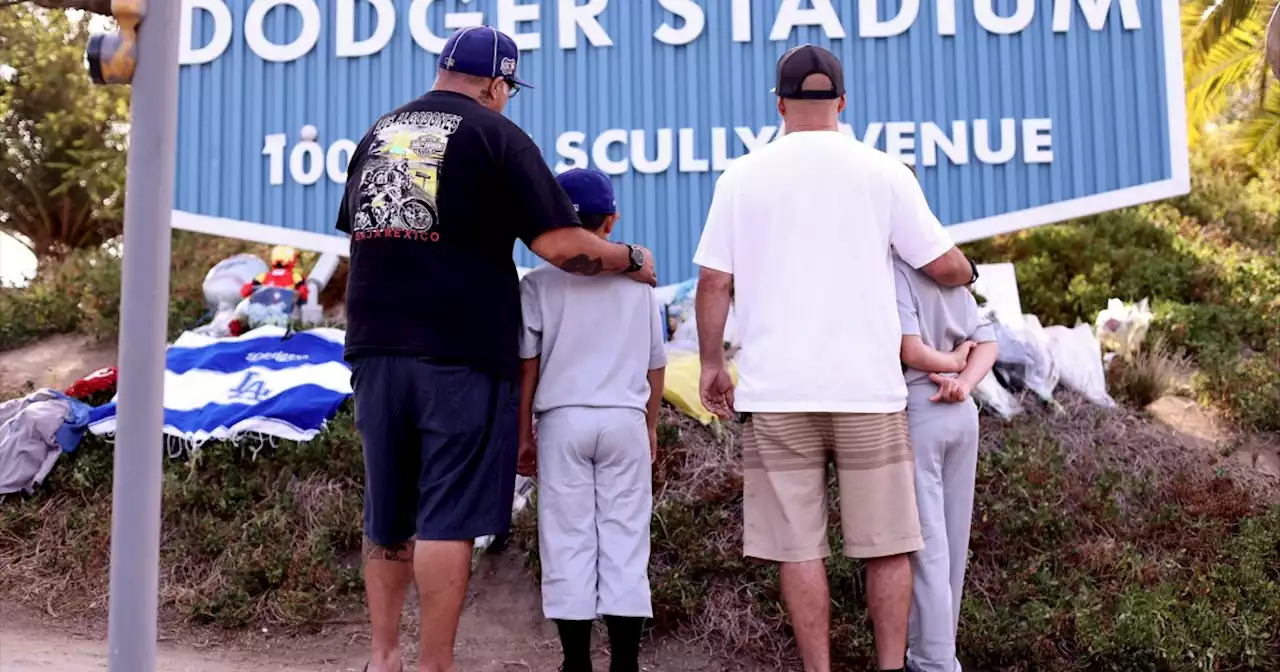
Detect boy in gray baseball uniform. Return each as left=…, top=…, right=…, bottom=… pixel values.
left=892, top=255, right=998, bottom=672
left=518, top=168, right=667, bottom=672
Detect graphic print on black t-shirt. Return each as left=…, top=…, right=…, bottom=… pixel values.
left=349, top=110, right=462, bottom=243
left=336, top=91, right=582, bottom=380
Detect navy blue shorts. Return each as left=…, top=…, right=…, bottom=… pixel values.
left=351, top=356, right=518, bottom=545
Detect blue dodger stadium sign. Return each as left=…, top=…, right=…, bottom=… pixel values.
left=175, top=0, right=1189, bottom=280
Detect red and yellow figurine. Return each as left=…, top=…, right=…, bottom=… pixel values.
left=241, top=245, right=308, bottom=302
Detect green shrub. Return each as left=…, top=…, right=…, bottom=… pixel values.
left=0, top=232, right=268, bottom=351
left=964, top=141, right=1280, bottom=429
left=963, top=208, right=1206, bottom=328
left=1166, top=137, right=1280, bottom=251
left=962, top=427, right=1280, bottom=672
left=0, top=282, right=80, bottom=349
left=1198, top=344, right=1280, bottom=432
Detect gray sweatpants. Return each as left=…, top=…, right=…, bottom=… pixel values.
left=905, top=384, right=979, bottom=672
left=537, top=406, right=653, bottom=621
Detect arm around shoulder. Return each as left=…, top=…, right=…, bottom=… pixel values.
left=888, top=165, right=973, bottom=288
left=919, top=247, right=975, bottom=288
left=529, top=228, right=657, bottom=286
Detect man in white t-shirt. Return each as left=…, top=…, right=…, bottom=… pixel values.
left=693, top=44, right=976, bottom=672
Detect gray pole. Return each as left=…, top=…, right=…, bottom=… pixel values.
left=105, top=2, right=182, bottom=671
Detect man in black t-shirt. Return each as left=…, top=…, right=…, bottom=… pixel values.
left=335, top=25, right=657, bottom=672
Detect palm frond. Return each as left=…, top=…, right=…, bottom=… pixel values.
left=1185, top=16, right=1267, bottom=139
left=1232, top=85, right=1280, bottom=157
left=1186, top=0, right=1266, bottom=66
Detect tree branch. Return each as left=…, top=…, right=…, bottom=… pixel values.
left=0, top=0, right=114, bottom=16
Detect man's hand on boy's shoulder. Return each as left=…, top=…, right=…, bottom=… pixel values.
left=627, top=244, right=657, bottom=287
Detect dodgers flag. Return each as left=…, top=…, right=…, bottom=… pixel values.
left=88, top=326, right=351, bottom=446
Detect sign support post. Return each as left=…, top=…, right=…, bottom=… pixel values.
left=87, top=1, right=182, bottom=669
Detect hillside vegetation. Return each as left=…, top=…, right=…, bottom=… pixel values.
left=1, top=141, right=1279, bottom=670
left=965, top=137, right=1280, bottom=431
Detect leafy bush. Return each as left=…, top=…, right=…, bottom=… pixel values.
left=0, top=232, right=268, bottom=351
left=964, top=141, right=1280, bottom=429
left=0, top=282, right=79, bottom=349
left=1197, top=344, right=1280, bottom=432
left=0, top=9, right=130, bottom=256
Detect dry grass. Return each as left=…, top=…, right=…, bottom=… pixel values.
left=1106, top=336, right=1193, bottom=408
left=984, top=394, right=1276, bottom=499
left=0, top=412, right=367, bottom=629
left=6, top=386, right=1280, bottom=669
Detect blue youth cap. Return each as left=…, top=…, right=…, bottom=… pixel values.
left=557, top=169, right=617, bottom=216
left=438, top=26, right=532, bottom=88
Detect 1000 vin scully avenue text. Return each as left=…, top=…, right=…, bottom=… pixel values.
left=264, top=118, right=1055, bottom=187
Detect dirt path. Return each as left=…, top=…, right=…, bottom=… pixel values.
left=1148, top=394, right=1280, bottom=477
left=0, top=550, right=739, bottom=672
left=0, top=627, right=361, bottom=672
left=0, top=333, right=116, bottom=392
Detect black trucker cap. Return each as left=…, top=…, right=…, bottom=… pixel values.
left=773, top=44, right=846, bottom=100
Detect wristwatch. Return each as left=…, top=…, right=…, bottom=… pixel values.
left=968, top=258, right=980, bottom=285
left=625, top=244, right=645, bottom=273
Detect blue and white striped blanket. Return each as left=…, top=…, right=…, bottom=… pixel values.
left=88, top=326, right=351, bottom=446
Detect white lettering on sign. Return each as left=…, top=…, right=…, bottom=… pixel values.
left=632, top=129, right=675, bottom=173
left=977, top=0, right=1035, bottom=35
left=499, top=0, right=543, bottom=50
left=1053, top=0, right=1142, bottom=32
left=771, top=0, right=845, bottom=41
left=654, top=0, right=705, bottom=46
left=181, top=0, right=233, bottom=65
left=180, top=0, right=1145, bottom=65
left=262, top=128, right=360, bottom=186
left=408, top=0, right=483, bottom=54
left=262, top=118, right=1053, bottom=187
left=935, top=0, right=957, bottom=36
left=731, top=0, right=751, bottom=42
left=244, top=0, right=322, bottom=62
left=859, top=0, right=917, bottom=39
left=558, top=0, right=613, bottom=49
left=337, top=0, right=396, bottom=58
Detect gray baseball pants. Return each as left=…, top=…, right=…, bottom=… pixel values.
left=905, top=385, right=980, bottom=672
left=536, top=406, right=653, bottom=621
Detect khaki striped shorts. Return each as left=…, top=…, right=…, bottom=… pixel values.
left=742, top=412, right=923, bottom=562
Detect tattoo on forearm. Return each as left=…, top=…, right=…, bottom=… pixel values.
left=363, top=538, right=414, bottom=563
left=559, top=254, right=605, bottom=276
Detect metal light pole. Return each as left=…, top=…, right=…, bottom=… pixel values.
left=87, top=0, right=181, bottom=670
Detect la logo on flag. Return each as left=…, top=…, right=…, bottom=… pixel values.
left=229, top=371, right=272, bottom=402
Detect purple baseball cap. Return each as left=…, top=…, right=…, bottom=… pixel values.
left=557, top=169, right=617, bottom=216
left=438, top=26, right=533, bottom=89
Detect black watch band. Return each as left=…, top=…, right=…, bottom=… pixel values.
left=624, top=244, right=643, bottom=273
left=968, top=258, right=980, bottom=285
